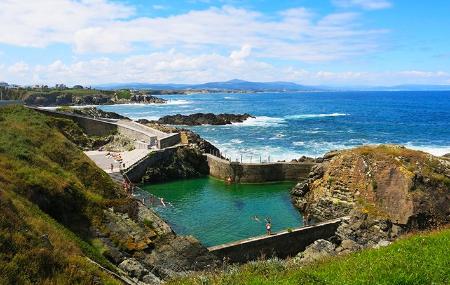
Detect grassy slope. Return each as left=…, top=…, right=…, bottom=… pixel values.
left=0, top=105, right=124, bottom=284
left=171, top=228, right=450, bottom=285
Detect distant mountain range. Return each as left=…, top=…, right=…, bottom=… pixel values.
left=96, top=79, right=320, bottom=91
left=95, top=79, right=450, bottom=92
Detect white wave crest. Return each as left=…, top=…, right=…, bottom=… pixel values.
left=404, top=144, right=450, bottom=156
left=292, top=141, right=305, bottom=146
left=166, top=99, right=192, bottom=105
left=230, top=139, right=244, bottom=144
left=232, top=116, right=286, bottom=127
left=285, top=113, right=348, bottom=120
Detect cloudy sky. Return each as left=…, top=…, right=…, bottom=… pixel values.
left=1, top=0, right=450, bottom=86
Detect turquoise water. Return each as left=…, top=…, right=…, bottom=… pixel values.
left=142, top=177, right=302, bottom=246
left=100, top=91, right=450, bottom=161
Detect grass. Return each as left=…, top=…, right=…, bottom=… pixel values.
left=170, top=228, right=450, bottom=285
left=0, top=105, right=127, bottom=284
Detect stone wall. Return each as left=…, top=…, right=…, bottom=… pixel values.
left=206, top=154, right=315, bottom=183
left=32, top=107, right=118, bottom=136
left=208, top=218, right=343, bottom=263
left=32, top=107, right=180, bottom=148
left=0, top=100, right=24, bottom=107
left=159, top=133, right=181, bottom=149
left=116, top=124, right=157, bottom=146
left=124, top=146, right=180, bottom=183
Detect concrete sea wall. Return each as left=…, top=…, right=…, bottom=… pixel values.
left=33, top=107, right=118, bottom=136
left=124, top=146, right=180, bottom=183
left=159, top=133, right=181, bottom=149
left=206, top=154, right=315, bottom=183
left=208, top=218, right=343, bottom=263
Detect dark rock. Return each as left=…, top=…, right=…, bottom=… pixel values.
left=119, top=258, right=149, bottom=279
left=298, top=156, right=315, bottom=163
left=142, top=147, right=209, bottom=183
left=155, top=113, right=254, bottom=126
left=142, top=273, right=161, bottom=284
left=59, top=107, right=129, bottom=120
left=130, top=94, right=166, bottom=104
left=296, top=239, right=336, bottom=264
left=323, top=150, right=340, bottom=160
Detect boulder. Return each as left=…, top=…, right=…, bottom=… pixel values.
left=155, top=113, right=254, bottom=126
left=296, top=239, right=336, bottom=264
left=119, top=258, right=149, bottom=279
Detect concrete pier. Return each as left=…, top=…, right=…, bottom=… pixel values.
left=208, top=218, right=344, bottom=263
left=206, top=154, right=316, bottom=183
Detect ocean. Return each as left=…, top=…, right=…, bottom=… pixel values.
left=99, top=91, right=450, bottom=162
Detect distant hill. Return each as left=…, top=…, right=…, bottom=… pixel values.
left=96, top=79, right=319, bottom=91
left=95, top=80, right=450, bottom=92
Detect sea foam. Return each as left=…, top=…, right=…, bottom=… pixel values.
left=232, top=116, right=286, bottom=127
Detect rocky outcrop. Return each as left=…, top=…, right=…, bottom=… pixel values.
left=293, top=239, right=336, bottom=265
left=142, top=147, right=210, bottom=183
left=130, top=94, right=167, bottom=104
left=57, top=107, right=129, bottom=120
left=23, top=92, right=114, bottom=106
left=291, top=145, right=450, bottom=254
left=154, top=113, right=254, bottom=126
left=99, top=201, right=218, bottom=283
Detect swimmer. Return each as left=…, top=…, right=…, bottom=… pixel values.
left=252, top=216, right=261, bottom=223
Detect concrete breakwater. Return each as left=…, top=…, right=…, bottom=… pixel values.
left=31, top=107, right=180, bottom=149
left=206, top=154, right=316, bottom=183
left=208, top=218, right=344, bottom=263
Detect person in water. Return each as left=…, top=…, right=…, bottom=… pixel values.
left=265, top=218, right=272, bottom=235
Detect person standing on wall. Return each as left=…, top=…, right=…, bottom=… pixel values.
left=265, top=217, right=272, bottom=235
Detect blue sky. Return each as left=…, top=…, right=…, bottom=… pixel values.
left=1, top=0, right=449, bottom=86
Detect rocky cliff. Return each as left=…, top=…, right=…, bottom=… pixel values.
left=142, top=147, right=210, bottom=183
left=291, top=145, right=449, bottom=253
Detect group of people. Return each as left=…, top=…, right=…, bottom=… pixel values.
left=122, top=179, right=134, bottom=196
left=252, top=216, right=272, bottom=235
left=107, top=152, right=125, bottom=172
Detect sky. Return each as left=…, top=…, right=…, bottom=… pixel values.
left=1, top=0, right=450, bottom=86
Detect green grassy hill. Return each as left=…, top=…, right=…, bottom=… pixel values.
left=0, top=105, right=126, bottom=284
left=171, top=227, right=450, bottom=285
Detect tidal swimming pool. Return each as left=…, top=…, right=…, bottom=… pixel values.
left=142, top=177, right=303, bottom=246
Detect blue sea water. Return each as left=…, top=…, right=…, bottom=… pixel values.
left=100, top=91, right=450, bottom=162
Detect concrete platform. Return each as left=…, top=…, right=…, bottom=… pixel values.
left=85, top=149, right=150, bottom=173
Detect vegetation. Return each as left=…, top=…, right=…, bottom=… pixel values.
left=170, top=228, right=450, bottom=285
left=115, top=89, right=132, bottom=100
left=0, top=105, right=127, bottom=284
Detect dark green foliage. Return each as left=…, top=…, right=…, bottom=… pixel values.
left=0, top=106, right=123, bottom=284
left=115, top=89, right=132, bottom=100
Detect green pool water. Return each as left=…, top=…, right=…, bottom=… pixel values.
left=142, top=177, right=303, bottom=246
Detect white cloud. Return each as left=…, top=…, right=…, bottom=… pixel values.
left=8, top=62, right=29, bottom=75
left=230, top=44, right=252, bottom=62
left=0, top=1, right=387, bottom=61
left=4, top=52, right=450, bottom=86
left=0, top=0, right=134, bottom=48
left=333, top=0, right=392, bottom=10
